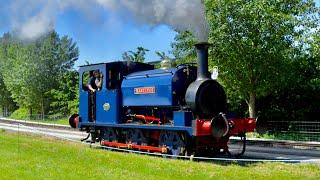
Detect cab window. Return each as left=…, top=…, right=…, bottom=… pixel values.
left=82, top=70, right=103, bottom=91
left=107, top=69, right=121, bottom=90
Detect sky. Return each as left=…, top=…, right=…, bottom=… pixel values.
left=0, top=0, right=319, bottom=67
left=0, top=1, right=177, bottom=66
left=53, top=8, right=177, bottom=66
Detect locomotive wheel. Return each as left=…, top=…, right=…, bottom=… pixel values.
left=125, top=129, right=148, bottom=145
left=159, top=131, right=186, bottom=156
left=89, top=129, right=101, bottom=143
left=102, top=128, right=118, bottom=142
left=227, top=133, right=246, bottom=157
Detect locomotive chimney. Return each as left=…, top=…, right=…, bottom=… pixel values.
left=195, top=42, right=211, bottom=80
left=185, top=41, right=227, bottom=120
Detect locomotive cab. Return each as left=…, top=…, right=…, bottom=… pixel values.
left=71, top=62, right=154, bottom=127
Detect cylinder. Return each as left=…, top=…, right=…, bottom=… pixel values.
left=194, top=42, right=211, bottom=80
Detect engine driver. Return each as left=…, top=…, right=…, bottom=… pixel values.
left=88, top=70, right=102, bottom=92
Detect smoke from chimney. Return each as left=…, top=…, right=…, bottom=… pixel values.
left=96, top=0, right=209, bottom=41
left=5, top=0, right=209, bottom=41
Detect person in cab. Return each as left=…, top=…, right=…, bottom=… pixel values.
left=88, top=70, right=102, bottom=92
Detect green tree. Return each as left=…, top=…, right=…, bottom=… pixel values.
left=205, top=0, right=319, bottom=118
left=172, top=0, right=319, bottom=118
left=170, top=31, right=197, bottom=64
left=1, top=41, right=48, bottom=116
left=31, top=32, right=78, bottom=117
left=122, top=47, right=149, bottom=62
left=155, top=51, right=170, bottom=60
left=0, top=31, right=79, bottom=117
left=0, top=33, right=16, bottom=116
left=49, top=70, right=79, bottom=116
left=0, top=73, right=16, bottom=116
left=309, top=33, right=320, bottom=88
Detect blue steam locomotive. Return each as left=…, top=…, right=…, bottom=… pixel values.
left=69, top=42, right=256, bottom=156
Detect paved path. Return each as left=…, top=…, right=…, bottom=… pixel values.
left=0, top=121, right=86, bottom=141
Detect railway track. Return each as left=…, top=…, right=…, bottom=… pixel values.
left=0, top=117, right=73, bottom=130
left=1, top=118, right=320, bottom=163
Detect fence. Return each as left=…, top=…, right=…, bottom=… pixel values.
left=258, top=120, right=320, bottom=142
left=0, top=113, right=68, bottom=125
left=25, top=114, right=67, bottom=121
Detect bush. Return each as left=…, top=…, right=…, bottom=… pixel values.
left=10, top=108, right=29, bottom=120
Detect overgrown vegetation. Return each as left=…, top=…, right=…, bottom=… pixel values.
left=1, top=131, right=320, bottom=179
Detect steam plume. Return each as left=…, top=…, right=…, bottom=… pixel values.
left=96, top=0, right=209, bottom=41
left=5, top=0, right=209, bottom=41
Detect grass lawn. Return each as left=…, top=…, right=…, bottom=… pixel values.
left=0, top=130, right=320, bottom=179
